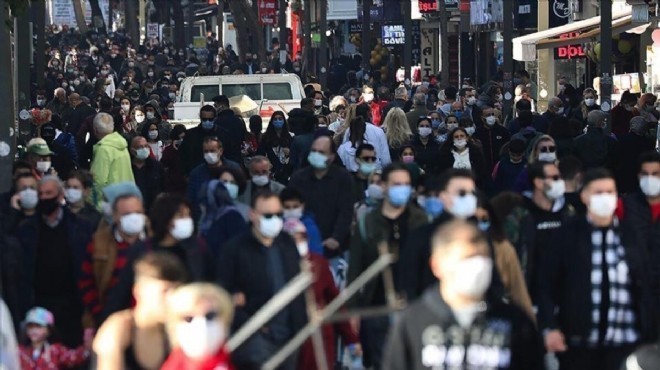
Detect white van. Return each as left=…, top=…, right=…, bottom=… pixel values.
left=172, top=74, right=306, bottom=129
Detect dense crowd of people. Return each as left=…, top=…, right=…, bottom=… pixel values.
left=0, top=25, right=659, bottom=370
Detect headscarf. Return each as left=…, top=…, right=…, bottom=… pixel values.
left=198, top=180, right=239, bottom=237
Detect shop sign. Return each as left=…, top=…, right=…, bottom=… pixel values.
left=382, top=25, right=405, bottom=45
left=418, top=0, right=459, bottom=13
left=420, top=28, right=439, bottom=78
left=549, top=0, right=571, bottom=28
left=259, top=0, right=277, bottom=25
left=554, top=32, right=586, bottom=60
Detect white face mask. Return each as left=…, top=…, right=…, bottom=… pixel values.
left=454, top=139, right=467, bottom=149
left=589, top=193, right=618, bottom=218
left=450, top=256, right=493, bottom=299
left=148, top=130, right=159, bottom=140
left=36, top=161, right=51, bottom=173
left=296, top=241, right=309, bottom=257
left=447, top=123, right=459, bottom=131
left=639, top=175, right=660, bottom=197
left=135, top=148, right=150, bottom=160
left=251, top=175, right=270, bottom=187
left=37, top=99, right=46, bottom=106
left=65, top=188, right=83, bottom=204
left=223, top=182, right=239, bottom=199
left=544, top=179, right=565, bottom=200
left=121, top=104, right=131, bottom=112
left=556, top=107, right=565, bottom=115
left=120, top=213, right=145, bottom=235
left=366, top=184, right=384, bottom=200
left=135, top=114, right=145, bottom=123
left=584, top=98, right=595, bottom=107
left=466, top=96, right=477, bottom=105
left=176, top=319, right=225, bottom=360
left=465, top=126, right=476, bottom=136
left=449, top=193, right=477, bottom=219
left=204, top=152, right=220, bottom=165
left=283, top=207, right=303, bottom=220
left=363, top=93, right=374, bottom=102
left=171, top=217, right=194, bottom=240
left=538, top=152, right=557, bottom=162
left=146, top=111, right=155, bottom=120
left=418, top=127, right=432, bottom=137
left=314, top=99, right=322, bottom=107
left=19, top=188, right=39, bottom=209
left=485, top=116, right=497, bottom=126
left=259, top=215, right=283, bottom=238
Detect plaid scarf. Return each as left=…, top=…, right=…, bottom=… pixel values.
left=588, top=220, right=639, bottom=346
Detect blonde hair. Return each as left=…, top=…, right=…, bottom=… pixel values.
left=528, top=135, right=556, bottom=164
left=329, top=96, right=348, bottom=112
left=381, top=108, right=412, bottom=148
left=166, top=283, right=234, bottom=346
left=334, top=104, right=358, bottom=146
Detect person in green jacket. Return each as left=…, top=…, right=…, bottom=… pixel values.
left=91, top=112, right=135, bottom=204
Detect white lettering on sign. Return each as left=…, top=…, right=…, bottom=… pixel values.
left=382, top=25, right=405, bottom=45
left=519, top=5, right=531, bottom=14
left=420, top=28, right=438, bottom=79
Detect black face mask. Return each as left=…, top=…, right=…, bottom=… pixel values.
left=37, top=196, right=60, bottom=215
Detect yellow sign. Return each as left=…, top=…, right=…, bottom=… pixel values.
left=193, top=36, right=206, bottom=49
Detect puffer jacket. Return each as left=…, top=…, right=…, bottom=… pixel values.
left=91, top=131, right=135, bottom=202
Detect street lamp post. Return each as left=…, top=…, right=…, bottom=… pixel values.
left=319, top=0, right=327, bottom=88
left=502, top=0, right=514, bottom=118
left=599, top=0, right=613, bottom=115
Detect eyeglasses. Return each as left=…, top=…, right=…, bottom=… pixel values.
left=261, top=212, right=283, bottom=219
left=359, top=156, right=377, bottom=162
left=539, top=146, right=556, bottom=153
left=181, top=310, right=218, bottom=323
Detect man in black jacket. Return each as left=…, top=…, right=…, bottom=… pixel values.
left=537, top=168, right=658, bottom=370
left=180, top=105, right=218, bottom=174
left=474, top=106, right=511, bottom=172
left=217, top=192, right=306, bottom=370
left=622, top=151, right=660, bottom=317
left=214, top=95, right=247, bottom=164
left=130, top=136, right=164, bottom=211
left=384, top=220, right=543, bottom=370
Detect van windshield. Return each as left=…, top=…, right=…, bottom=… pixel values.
left=222, top=84, right=261, bottom=100
left=190, top=85, right=220, bottom=102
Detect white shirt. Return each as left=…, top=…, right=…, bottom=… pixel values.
left=342, top=122, right=392, bottom=166
left=452, top=149, right=472, bottom=169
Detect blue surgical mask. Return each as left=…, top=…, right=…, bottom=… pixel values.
left=453, top=111, right=463, bottom=120
left=424, top=197, right=444, bottom=218
left=387, top=185, right=412, bottom=207
left=308, top=151, right=328, bottom=170
left=201, top=120, right=214, bottom=130
left=431, top=119, right=441, bottom=129
left=273, top=119, right=285, bottom=129
left=478, top=220, right=491, bottom=232
left=359, top=162, right=376, bottom=176
left=223, top=182, right=239, bottom=199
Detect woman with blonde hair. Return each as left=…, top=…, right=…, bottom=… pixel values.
left=161, top=283, right=234, bottom=370
left=327, top=95, right=348, bottom=125
left=512, top=135, right=558, bottom=192
left=332, top=103, right=358, bottom=145
left=381, top=107, right=413, bottom=161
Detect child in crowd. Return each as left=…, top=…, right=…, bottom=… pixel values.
left=19, top=307, right=92, bottom=370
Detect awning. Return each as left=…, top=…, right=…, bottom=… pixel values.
left=512, top=9, right=650, bottom=61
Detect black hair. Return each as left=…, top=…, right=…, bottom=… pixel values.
left=581, top=167, right=615, bottom=190
left=262, top=111, right=292, bottom=148
left=249, top=115, right=263, bottom=133
left=515, top=99, right=532, bottom=112
left=356, top=104, right=370, bottom=120
left=169, top=124, right=186, bottom=141
left=211, top=165, right=247, bottom=195
left=435, top=168, right=475, bottom=192
left=348, top=116, right=366, bottom=148
left=355, top=143, right=376, bottom=158
left=199, top=104, right=217, bottom=117
left=250, top=190, right=280, bottom=209
left=213, top=95, right=230, bottom=108
left=527, top=161, right=553, bottom=186
left=381, top=162, right=411, bottom=183
left=558, top=156, right=583, bottom=180
left=638, top=150, right=660, bottom=171
left=149, top=193, right=191, bottom=243
left=279, top=187, right=305, bottom=204
left=517, top=70, right=530, bottom=79
left=518, top=110, right=534, bottom=128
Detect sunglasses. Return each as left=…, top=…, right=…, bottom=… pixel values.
left=181, top=310, right=218, bottom=323
left=539, top=146, right=556, bottom=153
left=261, top=212, right=283, bottom=219
left=360, top=156, right=377, bottom=162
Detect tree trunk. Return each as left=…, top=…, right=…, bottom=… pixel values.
left=88, top=0, right=106, bottom=34
left=125, top=0, right=139, bottom=46
left=239, top=0, right=266, bottom=62
left=172, top=0, right=186, bottom=49
left=71, top=0, right=88, bottom=33
left=227, top=0, right=249, bottom=61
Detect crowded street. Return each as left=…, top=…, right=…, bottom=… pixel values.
left=0, top=0, right=659, bottom=370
